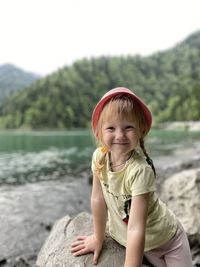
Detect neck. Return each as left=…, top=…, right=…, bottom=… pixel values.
left=110, top=161, right=127, bottom=168
left=109, top=151, right=134, bottom=169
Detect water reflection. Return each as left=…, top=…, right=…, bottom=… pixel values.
left=0, top=130, right=199, bottom=185
left=0, top=147, right=94, bottom=184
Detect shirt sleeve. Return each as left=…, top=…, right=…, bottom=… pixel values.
left=128, top=165, right=156, bottom=196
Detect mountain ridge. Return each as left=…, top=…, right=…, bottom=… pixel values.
left=0, top=63, right=40, bottom=102
left=0, top=30, right=199, bottom=129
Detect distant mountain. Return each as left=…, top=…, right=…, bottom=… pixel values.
left=0, top=31, right=199, bottom=129
left=0, top=64, right=40, bottom=102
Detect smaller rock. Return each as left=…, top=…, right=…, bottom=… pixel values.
left=161, top=168, right=200, bottom=266
left=36, top=212, right=150, bottom=267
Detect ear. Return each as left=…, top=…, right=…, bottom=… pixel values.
left=94, top=128, right=99, bottom=139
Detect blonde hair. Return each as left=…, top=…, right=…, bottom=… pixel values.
left=93, top=94, right=156, bottom=179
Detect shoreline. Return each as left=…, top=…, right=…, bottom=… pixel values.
left=158, top=120, right=200, bottom=131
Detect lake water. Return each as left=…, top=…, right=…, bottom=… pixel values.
left=0, top=129, right=199, bottom=185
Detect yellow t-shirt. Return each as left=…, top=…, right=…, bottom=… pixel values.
left=91, top=148, right=177, bottom=251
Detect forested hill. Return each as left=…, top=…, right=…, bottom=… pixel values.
left=0, top=64, right=40, bottom=102
left=0, top=31, right=200, bottom=129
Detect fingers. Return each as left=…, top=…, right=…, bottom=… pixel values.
left=72, top=245, right=91, bottom=257
left=70, top=234, right=102, bottom=264
left=71, top=243, right=85, bottom=252
left=71, top=239, right=85, bottom=248
left=72, top=246, right=87, bottom=255
left=71, top=236, right=86, bottom=250
left=93, top=250, right=100, bottom=265
left=71, top=237, right=88, bottom=255
left=76, top=235, right=87, bottom=241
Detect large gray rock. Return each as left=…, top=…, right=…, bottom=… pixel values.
left=36, top=212, right=150, bottom=267
left=161, top=168, right=200, bottom=266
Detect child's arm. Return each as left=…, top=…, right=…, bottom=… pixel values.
left=71, top=173, right=107, bottom=265
left=124, top=193, right=149, bottom=267
left=91, top=173, right=107, bottom=244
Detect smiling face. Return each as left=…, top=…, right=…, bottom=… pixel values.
left=102, top=117, right=139, bottom=156
left=96, top=95, right=146, bottom=157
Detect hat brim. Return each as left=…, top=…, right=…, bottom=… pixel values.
left=91, top=87, right=152, bottom=135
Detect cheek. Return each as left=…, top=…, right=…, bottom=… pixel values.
left=129, top=130, right=138, bottom=138
left=103, top=132, right=114, bottom=145
left=135, top=129, right=142, bottom=139
left=103, top=132, right=111, bottom=141
left=99, top=130, right=107, bottom=141
left=96, top=129, right=104, bottom=142
left=129, top=132, right=140, bottom=143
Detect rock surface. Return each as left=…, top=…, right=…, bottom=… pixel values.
left=36, top=212, right=150, bottom=267
left=155, top=154, right=200, bottom=192
left=0, top=176, right=91, bottom=267
left=1, top=155, right=200, bottom=266
left=161, top=168, right=200, bottom=266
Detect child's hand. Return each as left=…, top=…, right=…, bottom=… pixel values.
left=71, top=235, right=103, bottom=265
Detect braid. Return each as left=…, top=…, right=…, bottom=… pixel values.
left=139, top=139, right=156, bottom=177
left=93, top=146, right=108, bottom=180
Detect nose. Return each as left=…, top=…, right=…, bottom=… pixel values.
left=116, top=128, right=125, bottom=139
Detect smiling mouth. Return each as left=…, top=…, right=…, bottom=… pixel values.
left=113, top=143, right=129, bottom=145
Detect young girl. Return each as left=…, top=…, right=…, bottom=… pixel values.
left=71, top=87, right=192, bottom=267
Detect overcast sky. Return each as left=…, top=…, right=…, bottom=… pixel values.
left=0, top=0, right=200, bottom=75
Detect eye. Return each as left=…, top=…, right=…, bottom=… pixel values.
left=106, top=126, right=115, bottom=131
left=125, top=125, right=135, bottom=130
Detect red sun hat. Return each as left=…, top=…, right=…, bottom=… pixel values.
left=91, top=87, right=152, bottom=135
